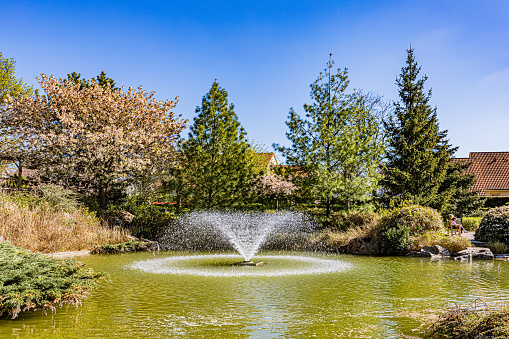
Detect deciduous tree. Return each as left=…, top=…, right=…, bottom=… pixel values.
left=4, top=74, right=186, bottom=207
left=0, top=52, right=34, bottom=187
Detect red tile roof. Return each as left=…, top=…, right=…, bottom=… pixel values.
left=458, top=152, right=509, bottom=196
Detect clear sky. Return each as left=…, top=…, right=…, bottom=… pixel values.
left=2, top=0, right=508, bottom=159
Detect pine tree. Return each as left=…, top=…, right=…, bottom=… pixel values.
left=381, top=48, right=456, bottom=213
left=179, top=81, right=254, bottom=209
left=274, top=56, right=385, bottom=218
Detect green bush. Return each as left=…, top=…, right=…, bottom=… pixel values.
left=106, top=195, right=185, bottom=239
left=462, top=216, right=482, bottom=231
left=36, top=184, right=82, bottom=211
left=0, top=242, right=107, bottom=319
left=486, top=241, right=508, bottom=254
left=377, top=205, right=444, bottom=254
left=475, top=206, right=509, bottom=245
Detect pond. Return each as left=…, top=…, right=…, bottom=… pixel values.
left=2, top=251, right=509, bottom=338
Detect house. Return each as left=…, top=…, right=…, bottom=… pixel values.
left=253, top=153, right=278, bottom=174
left=457, top=152, right=509, bottom=197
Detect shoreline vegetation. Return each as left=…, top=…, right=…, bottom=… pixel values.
left=0, top=242, right=107, bottom=319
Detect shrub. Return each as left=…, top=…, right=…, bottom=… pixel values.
left=486, top=241, right=508, bottom=254
left=377, top=205, right=444, bottom=254
left=409, top=231, right=471, bottom=253
left=0, top=242, right=107, bottom=319
left=475, top=206, right=509, bottom=245
left=106, top=195, right=183, bottom=239
left=36, top=184, right=82, bottom=211
left=462, top=217, right=482, bottom=231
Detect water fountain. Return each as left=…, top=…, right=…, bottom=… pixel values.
left=130, top=210, right=352, bottom=277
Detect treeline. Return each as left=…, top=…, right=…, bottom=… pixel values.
left=0, top=48, right=483, bottom=231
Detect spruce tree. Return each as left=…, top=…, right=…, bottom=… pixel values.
left=381, top=48, right=456, bottom=213
left=438, top=159, right=484, bottom=217
left=180, top=81, right=254, bottom=209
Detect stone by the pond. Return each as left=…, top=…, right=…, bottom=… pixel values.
left=452, top=247, right=494, bottom=260
left=345, top=237, right=371, bottom=255
left=408, top=245, right=450, bottom=258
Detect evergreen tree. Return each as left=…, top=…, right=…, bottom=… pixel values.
left=439, top=159, right=484, bottom=217
left=179, top=80, right=254, bottom=209
left=66, top=71, right=117, bottom=90
left=274, top=56, right=386, bottom=218
left=381, top=48, right=456, bottom=213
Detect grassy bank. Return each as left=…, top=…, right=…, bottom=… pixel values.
left=0, top=190, right=131, bottom=253
left=0, top=242, right=107, bottom=319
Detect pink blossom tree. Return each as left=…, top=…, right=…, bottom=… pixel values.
left=3, top=74, right=186, bottom=207
left=256, top=172, right=298, bottom=209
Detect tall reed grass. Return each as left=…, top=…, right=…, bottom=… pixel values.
left=0, top=196, right=130, bottom=253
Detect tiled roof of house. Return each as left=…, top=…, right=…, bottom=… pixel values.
left=461, top=152, right=509, bottom=196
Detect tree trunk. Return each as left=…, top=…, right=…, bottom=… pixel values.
left=326, top=198, right=331, bottom=219
left=17, top=163, right=22, bottom=189
left=98, top=183, right=107, bottom=209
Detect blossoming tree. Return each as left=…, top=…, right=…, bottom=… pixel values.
left=256, top=172, right=298, bottom=209
left=4, top=74, right=186, bottom=207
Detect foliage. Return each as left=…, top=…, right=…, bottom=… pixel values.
left=274, top=55, right=387, bottom=218
left=66, top=71, right=117, bottom=91
left=486, top=241, right=508, bottom=254
left=429, top=301, right=509, bottom=338
left=105, top=195, right=183, bottom=239
left=0, top=242, right=108, bottom=319
left=173, top=80, right=255, bottom=209
left=4, top=74, right=186, bottom=208
left=462, top=216, right=482, bottom=231
left=35, top=184, right=82, bottom=211
left=254, top=172, right=298, bottom=209
left=0, top=192, right=130, bottom=253
left=439, top=159, right=485, bottom=218
left=409, top=231, right=471, bottom=253
left=381, top=48, right=457, bottom=215
left=377, top=204, right=444, bottom=254
left=475, top=206, right=509, bottom=245
left=0, top=52, right=35, bottom=187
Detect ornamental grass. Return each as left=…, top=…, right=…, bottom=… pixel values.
left=429, top=300, right=509, bottom=338
left=0, top=198, right=130, bottom=253
left=0, top=242, right=107, bottom=319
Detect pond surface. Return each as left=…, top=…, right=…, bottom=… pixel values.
left=2, top=251, right=509, bottom=338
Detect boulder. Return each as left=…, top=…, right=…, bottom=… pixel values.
left=452, top=247, right=494, bottom=260
left=408, top=245, right=450, bottom=259
left=118, top=211, right=135, bottom=223
left=422, top=245, right=450, bottom=257
left=346, top=237, right=371, bottom=255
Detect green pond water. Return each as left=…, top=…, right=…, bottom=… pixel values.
left=2, top=251, right=509, bottom=338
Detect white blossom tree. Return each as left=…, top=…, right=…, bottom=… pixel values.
left=3, top=74, right=186, bottom=207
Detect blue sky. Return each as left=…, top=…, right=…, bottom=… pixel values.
left=2, top=0, right=508, bottom=159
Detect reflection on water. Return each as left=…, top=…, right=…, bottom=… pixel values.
left=2, top=251, right=509, bottom=338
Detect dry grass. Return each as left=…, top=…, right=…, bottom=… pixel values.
left=0, top=203, right=130, bottom=253
left=409, top=231, right=472, bottom=253
left=428, top=299, right=509, bottom=338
